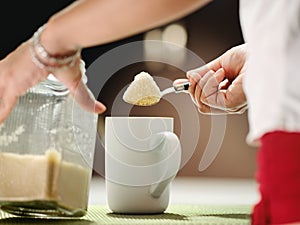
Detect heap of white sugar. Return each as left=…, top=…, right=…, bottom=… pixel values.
left=123, top=71, right=161, bottom=106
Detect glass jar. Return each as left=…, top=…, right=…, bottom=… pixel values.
left=0, top=61, right=98, bottom=218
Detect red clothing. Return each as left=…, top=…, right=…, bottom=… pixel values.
left=252, top=131, right=300, bottom=225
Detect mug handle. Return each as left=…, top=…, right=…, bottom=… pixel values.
left=148, top=132, right=181, bottom=198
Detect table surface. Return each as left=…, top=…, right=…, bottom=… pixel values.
left=0, top=176, right=259, bottom=225
left=89, top=176, right=259, bottom=206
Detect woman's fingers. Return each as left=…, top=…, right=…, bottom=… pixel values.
left=186, top=67, right=246, bottom=114
left=70, top=79, right=106, bottom=114
left=188, top=70, right=223, bottom=113
left=0, top=93, right=18, bottom=124
left=54, top=59, right=106, bottom=114
left=201, top=68, right=226, bottom=108
left=201, top=69, right=247, bottom=113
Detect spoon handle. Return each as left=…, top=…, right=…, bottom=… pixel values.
left=174, top=81, right=190, bottom=92
left=160, top=81, right=190, bottom=97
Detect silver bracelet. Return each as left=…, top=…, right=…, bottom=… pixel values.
left=30, top=25, right=82, bottom=71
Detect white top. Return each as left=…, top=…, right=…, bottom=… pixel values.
left=239, top=0, right=300, bottom=146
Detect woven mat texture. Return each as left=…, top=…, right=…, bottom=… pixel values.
left=0, top=204, right=252, bottom=225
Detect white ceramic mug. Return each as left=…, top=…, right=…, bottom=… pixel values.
left=105, top=116, right=181, bottom=214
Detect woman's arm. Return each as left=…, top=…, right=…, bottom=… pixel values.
left=0, top=0, right=211, bottom=123
left=41, top=0, right=211, bottom=55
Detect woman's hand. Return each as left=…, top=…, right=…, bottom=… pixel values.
left=0, top=39, right=106, bottom=124
left=185, top=43, right=248, bottom=114
left=0, top=40, right=49, bottom=123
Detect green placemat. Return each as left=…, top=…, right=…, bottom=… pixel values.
left=0, top=204, right=252, bottom=225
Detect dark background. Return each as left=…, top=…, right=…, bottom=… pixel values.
left=0, top=1, right=257, bottom=178
left=0, top=0, right=244, bottom=65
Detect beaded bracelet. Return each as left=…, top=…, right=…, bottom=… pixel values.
left=30, top=25, right=82, bottom=72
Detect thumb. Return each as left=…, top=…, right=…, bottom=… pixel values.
left=173, top=78, right=189, bottom=86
